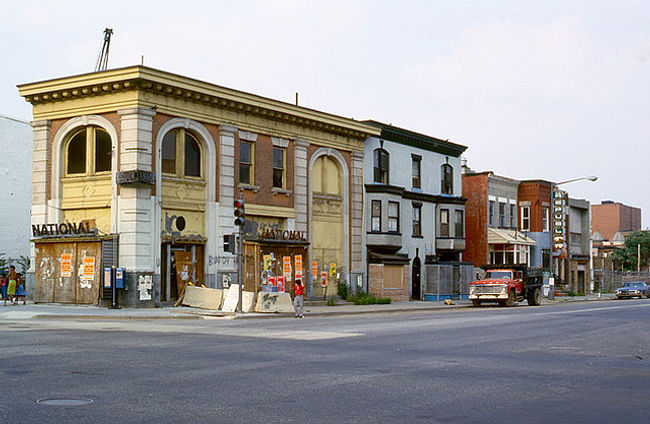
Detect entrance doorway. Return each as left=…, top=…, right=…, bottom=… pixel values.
left=411, top=257, right=421, bottom=300
left=161, top=243, right=203, bottom=302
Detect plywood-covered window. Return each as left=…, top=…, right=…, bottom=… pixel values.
left=65, top=126, right=111, bottom=176
left=161, top=129, right=202, bottom=178
left=312, top=156, right=340, bottom=195
left=384, top=265, right=403, bottom=289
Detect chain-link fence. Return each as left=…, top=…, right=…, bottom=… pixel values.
left=592, top=256, right=650, bottom=292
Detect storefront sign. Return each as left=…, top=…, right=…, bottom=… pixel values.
left=32, top=221, right=94, bottom=237
left=261, top=228, right=307, bottom=242
left=61, top=253, right=72, bottom=277
left=552, top=189, right=566, bottom=251
left=82, top=256, right=95, bottom=280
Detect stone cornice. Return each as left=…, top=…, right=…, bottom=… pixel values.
left=18, top=66, right=381, bottom=141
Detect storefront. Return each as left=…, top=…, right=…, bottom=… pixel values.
left=31, top=222, right=117, bottom=304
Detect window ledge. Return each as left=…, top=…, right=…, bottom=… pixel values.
left=272, top=187, right=293, bottom=197
left=239, top=183, right=260, bottom=192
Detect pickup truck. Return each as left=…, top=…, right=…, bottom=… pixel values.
left=469, top=265, right=543, bottom=307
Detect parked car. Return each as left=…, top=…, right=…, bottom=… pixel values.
left=615, top=281, right=650, bottom=299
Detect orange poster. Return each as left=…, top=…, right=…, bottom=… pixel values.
left=282, top=256, right=291, bottom=275
left=312, top=261, right=318, bottom=280
left=61, top=253, right=72, bottom=277
left=82, top=256, right=95, bottom=280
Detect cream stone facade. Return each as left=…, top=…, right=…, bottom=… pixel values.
left=19, top=66, right=379, bottom=306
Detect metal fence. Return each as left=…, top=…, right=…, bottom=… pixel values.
left=592, top=256, right=650, bottom=292
left=424, top=263, right=474, bottom=300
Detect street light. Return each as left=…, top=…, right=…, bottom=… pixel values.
left=548, top=176, right=598, bottom=299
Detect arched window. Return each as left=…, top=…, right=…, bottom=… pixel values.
left=161, top=129, right=202, bottom=178
left=441, top=163, right=453, bottom=194
left=373, top=148, right=389, bottom=184
left=65, top=126, right=111, bottom=176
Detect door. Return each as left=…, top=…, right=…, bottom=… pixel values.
left=161, top=243, right=204, bottom=302
left=411, top=257, right=421, bottom=300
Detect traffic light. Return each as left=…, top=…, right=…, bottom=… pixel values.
left=234, top=198, right=245, bottom=226
left=223, top=234, right=235, bottom=253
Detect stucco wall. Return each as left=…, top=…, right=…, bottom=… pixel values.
left=0, top=115, right=32, bottom=263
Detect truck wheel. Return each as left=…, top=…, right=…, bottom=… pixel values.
left=472, top=299, right=481, bottom=307
left=527, top=287, right=542, bottom=306
left=504, top=289, right=515, bottom=307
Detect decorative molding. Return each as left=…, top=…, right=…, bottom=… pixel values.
left=238, top=130, right=257, bottom=141
left=271, top=137, right=290, bottom=148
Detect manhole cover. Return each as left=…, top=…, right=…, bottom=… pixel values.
left=37, top=398, right=94, bottom=406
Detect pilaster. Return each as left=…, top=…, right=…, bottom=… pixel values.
left=116, top=108, right=156, bottom=272
left=30, top=120, right=51, bottom=225
left=294, top=139, right=310, bottom=233
left=351, top=151, right=364, bottom=272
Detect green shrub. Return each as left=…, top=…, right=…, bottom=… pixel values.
left=326, top=296, right=337, bottom=306
left=337, top=281, right=350, bottom=300
left=347, top=290, right=391, bottom=305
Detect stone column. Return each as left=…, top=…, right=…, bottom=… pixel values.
left=217, top=125, right=238, bottom=285
left=30, top=120, right=51, bottom=227
left=116, top=108, right=156, bottom=275
left=294, top=139, right=310, bottom=233
left=350, top=151, right=364, bottom=273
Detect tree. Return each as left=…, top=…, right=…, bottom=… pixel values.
left=610, top=231, right=650, bottom=271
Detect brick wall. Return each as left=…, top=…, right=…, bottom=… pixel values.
left=592, top=203, right=642, bottom=240
left=368, top=263, right=410, bottom=302
left=462, top=173, right=489, bottom=266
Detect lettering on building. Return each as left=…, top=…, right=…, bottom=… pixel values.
left=32, top=222, right=94, bottom=237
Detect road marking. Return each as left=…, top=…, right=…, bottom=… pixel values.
left=538, top=303, right=650, bottom=316
left=248, top=330, right=364, bottom=340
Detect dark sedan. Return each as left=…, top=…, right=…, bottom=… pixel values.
left=616, top=281, right=650, bottom=299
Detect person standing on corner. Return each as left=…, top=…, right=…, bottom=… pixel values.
left=293, top=278, right=304, bottom=318
left=6, top=265, right=17, bottom=305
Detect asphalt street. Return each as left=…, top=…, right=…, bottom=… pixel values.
left=1, top=299, right=649, bottom=423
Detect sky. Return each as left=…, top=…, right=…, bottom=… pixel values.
left=1, top=0, right=648, bottom=227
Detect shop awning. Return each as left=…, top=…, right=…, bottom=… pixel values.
left=487, top=228, right=536, bottom=246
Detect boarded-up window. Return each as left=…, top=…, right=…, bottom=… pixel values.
left=384, top=265, right=403, bottom=289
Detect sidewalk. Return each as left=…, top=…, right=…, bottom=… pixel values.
left=0, top=294, right=617, bottom=321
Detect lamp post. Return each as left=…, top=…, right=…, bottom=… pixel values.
left=548, top=176, right=598, bottom=300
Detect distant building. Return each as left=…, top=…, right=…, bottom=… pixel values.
left=567, top=198, right=591, bottom=294
left=462, top=171, right=535, bottom=267
left=0, top=114, right=32, bottom=266
left=591, top=201, right=641, bottom=240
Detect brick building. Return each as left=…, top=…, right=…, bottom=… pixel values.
left=591, top=201, right=641, bottom=241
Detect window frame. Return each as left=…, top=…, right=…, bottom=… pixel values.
left=488, top=200, right=496, bottom=227
left=239, top=140, right=255, bottom=185
left=388, top=201, right=400, bottom=233
left=373, top=148, right=389, bottom=184
left=440, top=208, right=450, bottom=237
left=412, top=203, right=422, bottom=237
left=455, top=210, right=464, bottom=237
left=521, top=206, right=530, bottom=231
left=441, top=163, right=453, bottom=194
left=272, top=146, right=286, bottom=189
left=542, top=206, right=550, bottom=232
left=371, top=200, right=382, bottom=233
left=161, top=128, right=203, bottom=179
left=412, top=154, right=421, bottom=189
left=509, top=204, right=516, bottom=229
left=64, top=126, right=112, bottom=177
left=498, top=202, right=506, bottom=228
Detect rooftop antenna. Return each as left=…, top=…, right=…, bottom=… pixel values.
left=95, top=28, right=114, bottom=72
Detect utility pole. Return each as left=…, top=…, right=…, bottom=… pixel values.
left=95, top=28, right=113, bottom=72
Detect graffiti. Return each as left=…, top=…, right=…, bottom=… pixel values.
left=208, top=256, right=239, bottom=266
